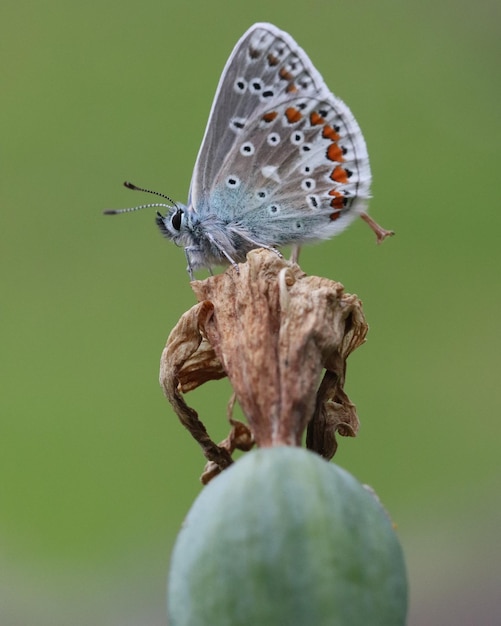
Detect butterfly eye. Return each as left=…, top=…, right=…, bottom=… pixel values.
left=171, top=208, right=183, bottom=231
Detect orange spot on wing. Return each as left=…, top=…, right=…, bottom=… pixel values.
left=328, top=189, right=345, bottom=209
left=285, top=83, right=298, bottom=93
left=285, top=107, right=302, bottom=123
left=310, top=111, right=324, bottom=126
left=323, top=124, right=341, bottom=141
left=279, top=67, right=294, bottom=81
left=267, top=53, right=279, bottom=66
left=330, top=211, right=342, bottom=221
left=330, top=166, right=348, bottom=184
left=262, top=111, right=278, bottom=123
left=327, top=143, right=343, bottom=162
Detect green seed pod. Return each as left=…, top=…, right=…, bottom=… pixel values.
left=168, top=447, right=408, bottom=626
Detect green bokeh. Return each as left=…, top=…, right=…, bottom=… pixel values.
left=2, top=1, right=500, bottom=624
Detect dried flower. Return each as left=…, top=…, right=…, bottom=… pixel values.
left=159, top=249, right=368, bottom=482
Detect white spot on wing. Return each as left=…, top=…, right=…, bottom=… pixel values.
left=261, top=165, right=281, bottom=183
left=240, top=142, right=255, bottom=156
left=267, top=132, right=281, bottom=146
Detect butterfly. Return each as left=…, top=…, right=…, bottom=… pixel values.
left=105, top=23, right=393, bottom=278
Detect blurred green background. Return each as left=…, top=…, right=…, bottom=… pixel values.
left=2, top=0, right=500, bottom=624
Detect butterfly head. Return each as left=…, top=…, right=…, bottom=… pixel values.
left=155, top=205, right=189, bottom=244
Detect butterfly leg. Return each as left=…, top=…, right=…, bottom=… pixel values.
left=205, top=234, right=240, bottom=273
left=360, top=213, right=395, bottom=244
left=290, top=244, right=302, bottom=264
left=184, top=247, right=198, bottom=280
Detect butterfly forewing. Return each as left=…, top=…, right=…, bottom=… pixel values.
left=189, top=23, right=371, bottom=245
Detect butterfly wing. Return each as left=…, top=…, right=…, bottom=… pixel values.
left=189, top=23, right=371, bottom=246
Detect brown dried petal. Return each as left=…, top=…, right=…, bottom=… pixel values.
left=306, top=370, right=360, bottom=460
left=159, top=301, right=233, bottom=470
left=200, top=418, right=254, bottom=485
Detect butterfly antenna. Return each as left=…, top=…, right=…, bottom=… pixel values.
left=123, top=181, right=178, bottom=206
left=103, top=181, right=178, bottom=215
